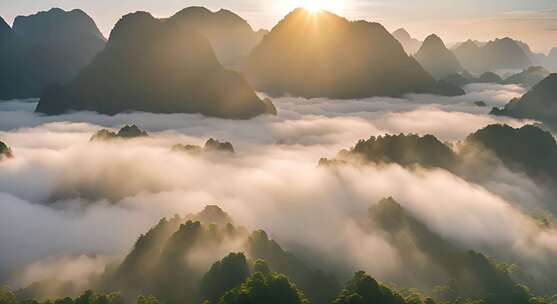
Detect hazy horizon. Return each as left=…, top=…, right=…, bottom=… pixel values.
left=2, top=0, right=557, bottom=53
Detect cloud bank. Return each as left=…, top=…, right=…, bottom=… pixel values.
left=0, top=84, right=555, bottom=290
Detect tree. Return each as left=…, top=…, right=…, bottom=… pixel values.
left=200, top=253, right=250, bottom=303
left=0, top=287, right=18, bottom=304
left=136, top=295, right=159, bottom=304
left=334, top=271, right=406, bottom=304
left=219, top=261, right=308, bottom=304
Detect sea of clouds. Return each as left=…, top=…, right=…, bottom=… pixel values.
left=1, top=83, right=555, bottom=288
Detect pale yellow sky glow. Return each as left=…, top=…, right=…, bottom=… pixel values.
left=278, top=0, right=346, bottom=13
left=1, top=0, right=557, bottom=53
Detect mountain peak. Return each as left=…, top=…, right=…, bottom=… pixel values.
left=392, top=28, right=422, bottom=55
left=109, top=11, right=156, bottom=41
left=422, top=34, right=446, bottom=49
left=246, top=9, right=458, bottom=98
left=494, top=37, right=515, bottom=44
left=190, top=205, right=234, bottom=226
left=459, top=40, right=480, bottom=50
left=283, top=7, right=341, bottom=21
left=171, top=6, right=253, bottom=30
left=168, top=6, right=262, bottom=67
left=13, top=7, right=105, bottom=40
left=392, top=28, right=411, bottom=40
left=36, top=9, right=274, bottom=119
left=175, top=6, right=212, bottom=15
left=415, top=33, right=462, bottom=79
left=454, top=37, right=531, bottom=73
left=0, top=16, right=10, bottom=30
left=0, top=16, right=13, bottom=39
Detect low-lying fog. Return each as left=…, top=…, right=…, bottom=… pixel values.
left=2, top=83, right=555, bottom=288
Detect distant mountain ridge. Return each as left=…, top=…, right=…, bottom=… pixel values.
left=453, top=38, right=532, bottom=73
left=0, top=8, right=106, bottom=100
left=168, top=6, right=266, bottom=68
left=35, top=11, right=276, bottom=119
left=245, top=8, right=464, bottom=99
left=321, top=123, right=557, bottom=188
left=502, top=66, right=551, bottom=88
left=12, top=8, right=104, bottom=42
left=392, top=28, right=422, bottom=55
left=101, top=206, right=339, bottom=304
left=415, top=34, right=462, bottom=80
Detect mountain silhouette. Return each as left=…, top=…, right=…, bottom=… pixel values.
left=366, top=197, right=530, bottom=303
left=415, top=34, right=462, bottom=80
left=103, top=206, right=338, bottom=304
left=0, top=141, right=13, bottom=159
left=503, top=66, right=551, bottom=88
left=169, top=7, right=266, bottom=68
left=36, top=11, right=276, bottom=119
left=187, top=205, right=234, bottom=226
left=464, top=124, right=557, bottom=181
left=0, top=8, right=106, bottom=100
left=392, top=28, right=422, bottom=55
left=491, top=74, right=557, bottom=128
left=453, top=38, right=532, bottom=73
left=323, top=123, right=557, bottom=189
left=478, top=71, right=503, bottom=83
left=0, top=17, right=10, bottom=35
left=172, top=138, right=235, bottom=154
left=245, top=8, right=464, bottom=99
left=0, top=17, right=29, bottom=100
left=90, top=125, right=149, bottom=141
left=320, top=133, right=457, bottom=170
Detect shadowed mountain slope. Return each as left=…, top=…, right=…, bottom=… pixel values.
left=1, top=9, right=105, bottom=100
left=415, top=34, right=462, bottom=80
left=169, top=7, right=266, bottom=68
left=35, top=11, right=276, bottom=119
left=491, top=74, right=557, bottom=128
left=453, top=38, right=532, bottom=73
left=392, top=28, right=422, bottom=55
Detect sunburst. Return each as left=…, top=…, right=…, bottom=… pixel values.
left=279, top=0, right=345, bottom=14
left=301, top=0, right=324, bottom=13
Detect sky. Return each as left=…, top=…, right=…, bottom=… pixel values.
left=1, top=0, right=557, bottom=53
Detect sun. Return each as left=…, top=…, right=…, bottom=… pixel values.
left=301, top=0, right=324, bottom=12
left=279, top=0, right=345, bottom=14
